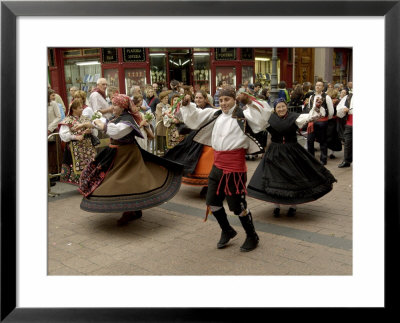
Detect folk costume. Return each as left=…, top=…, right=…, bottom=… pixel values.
left=179, top=87, right=271, bottom=252
left=337, top=94, right=353, bottom=167
left=326, top=95, right=343, bottom=156
left=306, top=92, right=335, bottom=164
left=164, top=103, right=215, bottom=189
left=247, top=98, right=337, bottom=216
left=78, top=94, right=183, bottom=224
left=58, top=114, right=98, bottom=185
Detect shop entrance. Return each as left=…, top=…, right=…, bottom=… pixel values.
left=168, top=52, right=192, bottom=85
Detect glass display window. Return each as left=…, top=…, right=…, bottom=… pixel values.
left=255, top=57, right=280, bottom=88
left=216, top=66, right=236, bottom=88
left=193, top=53, right=211, bottom=93
left=242, top=66, right=254, bottom=85
left=103, top=68, right=119, bottom=88
left=125, top=68, right=147, bottom=96
left=64, top=58, right=101, bottom=104
left=150, top=54, right=167, bottom=89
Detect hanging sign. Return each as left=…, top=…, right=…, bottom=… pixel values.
left=102, top=48, right=118, bottom=63
left=123, top=48, right=146, bottom=62
left=215, top=48, right=236, bottom=61
left=241, top=48, right=254, bottom=60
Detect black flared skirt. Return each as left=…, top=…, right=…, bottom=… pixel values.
left=247, top=142, right=337, bottom=205
left=163, top=131, right=203, bottom=175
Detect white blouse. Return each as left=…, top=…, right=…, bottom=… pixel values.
left=59, top=124, right=98, bottom=142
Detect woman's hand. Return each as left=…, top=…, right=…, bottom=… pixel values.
left=83, top=128, right=92, bottom=135
left=94, top=119, right=105, bottom=131
left=75, top=135, right=84, bottom=141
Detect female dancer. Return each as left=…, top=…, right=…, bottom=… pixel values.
left=78, top=94, right=183, bottom=226
left=247, top=97, right=337, bottom=217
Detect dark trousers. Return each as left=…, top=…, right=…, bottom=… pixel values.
left=307, top=121, right=328, bottom=163
left=206, top=165, right=247, bottom=215
left=343, top=125, right=353, bottom=163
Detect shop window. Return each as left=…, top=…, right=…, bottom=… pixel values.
left=216, top=66, right=236, bottom=88
left=150, top=54, right=167, bottom=89
left=193, top=53, right=211, bottom=93
left=125, top=68, right=147, bottom=96
left=63, top=49, right=82, bottom=58
left=64, top=58, right=101, bottom=104
left=104, top=68, right=119, bottom=88
left=83, top=48, right=100, bottom=56
left=242, top=66, right=254, bottom=85
left=255, top=57, right=280, bottom=88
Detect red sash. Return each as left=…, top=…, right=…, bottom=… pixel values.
left=346, top=114, right=353, bottom=126
left=213, top=149, right=247, bottom=197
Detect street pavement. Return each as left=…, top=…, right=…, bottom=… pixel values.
left=48, top=137, right=352, bottom=276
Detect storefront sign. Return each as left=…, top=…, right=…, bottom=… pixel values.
left=102, top=48, right=118, bottom=63
left=215, top=48, right=236, bottom=61
left=241, top=48, right=254, bottom=60
left=123, top=48, right=146, bottom=62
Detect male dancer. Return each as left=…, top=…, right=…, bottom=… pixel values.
left=180, top=87, right=272, bottom=252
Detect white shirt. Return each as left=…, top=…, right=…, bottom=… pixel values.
left=336, top=95, right=353, bottom=119
left=180, top=100, right=272, bottom=152
left=48, top=101, right=61, bottom=132
left=89, top=92, right=111, bottom=119
left=308, top=92, right=334, bottom=118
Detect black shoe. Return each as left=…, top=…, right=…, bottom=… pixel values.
left=338, top=161, right=351, bottom=168
left=217, top=228, right=237, bottom=249
left=117, top=211, right=142, bottom=226
left=287, top=208, right=296, bottom=217
left=273, top=208, right=280, bottom=218
left=240, top=234, right=260, bottom=252
left=50, top=181, right=56, bottom=187
left=329, top=154, right=336, bottom=159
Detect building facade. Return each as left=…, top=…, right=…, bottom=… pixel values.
left=48, top=47, right=352, bottom=105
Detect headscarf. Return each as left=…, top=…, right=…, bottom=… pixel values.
left=273, top=97, right=287, bottom=109
left=112, top=94, right=131, bottom=109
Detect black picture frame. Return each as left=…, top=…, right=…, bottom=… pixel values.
left=1, top=0, right=399, bottom=321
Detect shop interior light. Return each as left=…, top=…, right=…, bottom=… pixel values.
left=150, top=53, right=166, bottom=56
left=75, top=61, right=101, bottom=66
left=169, top=59, right=179, bottom=66
left=193, top=53, right=210, bottom=56
left=255, top=57, right=270, bottom=61
left=182, top=59, right=191, bottom=66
